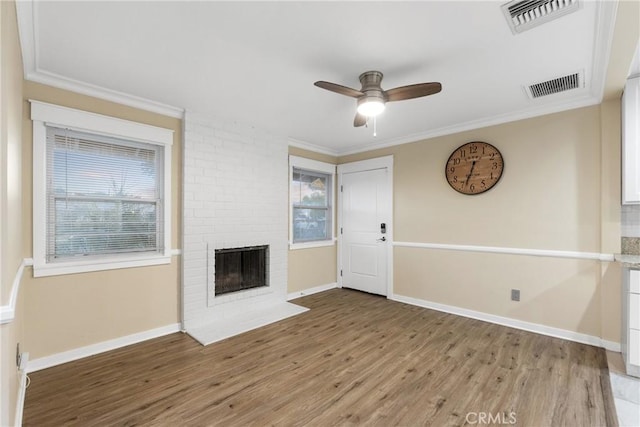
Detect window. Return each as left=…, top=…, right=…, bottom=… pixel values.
left=47, top=127, right=163, bottom=259
left=31, top=101, right=173, bottom=277
left=289, top=156, right=335, bottom=249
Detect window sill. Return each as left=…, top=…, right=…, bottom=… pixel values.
left=289, top=239, right=336, bottom=250
left=32, top=253, right=173, bottom=277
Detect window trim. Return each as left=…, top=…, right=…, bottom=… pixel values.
left=31, top=100, right=173, bottom=277
left=289, top=155, right=336, bottom=250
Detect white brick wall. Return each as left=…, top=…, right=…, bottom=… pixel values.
left=182, top=111, right=289, bottom=329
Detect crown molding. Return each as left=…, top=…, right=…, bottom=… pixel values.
left=15, top=0, right=184, bottom=120
left=288, top=138, right=339, bottom=157
left=336, top=94, right=600, bottom=156
left=26, top=70, right=184, bottom=119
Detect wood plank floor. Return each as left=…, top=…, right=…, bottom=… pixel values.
left=23, top=289, right=618, bottom=426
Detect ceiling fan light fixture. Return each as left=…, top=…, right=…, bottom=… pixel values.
left=314, top=70, right=441, bottom=127
left=357, top=97, right=385, bottom=117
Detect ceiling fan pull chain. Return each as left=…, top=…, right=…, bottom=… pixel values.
left=373, top=115, right=377, bottom=137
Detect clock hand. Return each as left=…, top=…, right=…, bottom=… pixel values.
left=465, top=160, right=476, bottom=187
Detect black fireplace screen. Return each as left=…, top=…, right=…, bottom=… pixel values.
left=214, top=245, right=268, bottom=295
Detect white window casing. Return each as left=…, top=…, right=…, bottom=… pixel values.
left=289, top=155, right=336, bottom=250
left=31, top=100, right=173, bottom=277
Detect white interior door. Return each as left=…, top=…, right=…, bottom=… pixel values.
left=339, top=157, right=392, bottom=296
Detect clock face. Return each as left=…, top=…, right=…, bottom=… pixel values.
left=445, top=142, right=504, bottom=195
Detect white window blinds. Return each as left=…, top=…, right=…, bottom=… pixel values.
left=46, top=126, right=165, bottom=261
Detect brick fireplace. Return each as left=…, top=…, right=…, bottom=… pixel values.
left=182, top=111, right=307, bottom=344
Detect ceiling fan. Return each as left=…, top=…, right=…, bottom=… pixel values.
left=314, top=71, right=442, bottom=127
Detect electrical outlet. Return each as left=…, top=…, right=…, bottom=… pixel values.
left=511, top=289, right=520, bottom=302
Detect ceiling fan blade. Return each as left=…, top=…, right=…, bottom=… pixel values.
left=353, top=113, right=367, bottom=127
left=384, top=82, right=442, bottom=102
left=314, top=81, right=364, bottom=98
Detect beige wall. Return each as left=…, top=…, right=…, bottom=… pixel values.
left=22, top=263, right=180, bottom=358
left=342, top=107, right=603, bottom=251
left=339, top=105, right=622, bottom=339
left=1, top=0, right=24, bottom=300
left=288, top=245, right=337, bottom=293
left=21, top=82, right=182, bottom=359
left=287, top=146, right=338, bottom=293
left=600, top=99, right=623, bottom=344
left=0, top=1, right=25, bottom=425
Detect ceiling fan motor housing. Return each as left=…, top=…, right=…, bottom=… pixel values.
left=358, top=71, right=387, bottom=102
left=357, top=70, right=387, bottom=117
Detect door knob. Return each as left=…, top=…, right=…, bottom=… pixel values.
left=377, top=236, right=386, bottom=242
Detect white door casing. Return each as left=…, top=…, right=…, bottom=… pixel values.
left=338, top=156, right=393, bottom=296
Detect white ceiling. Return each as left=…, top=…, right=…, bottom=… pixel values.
left=17, top=1, right=620, bottom=155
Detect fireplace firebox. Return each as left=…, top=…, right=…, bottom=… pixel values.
left=214, top=245, right=268, bottom=295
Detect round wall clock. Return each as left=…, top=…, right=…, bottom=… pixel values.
left=445, top=141, right=504, bottom=195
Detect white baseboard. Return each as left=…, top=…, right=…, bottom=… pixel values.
left=287, top=282, right=338, bottom=301
left=26, top=323, right=181, bottom=373
left=602, top=339, right=622, bottom=352
left=390, top=293, right=620, bottom=351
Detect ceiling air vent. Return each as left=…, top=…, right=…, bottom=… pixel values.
left=527, top=72, right=582, bottom=98
left=502, top=0, right=581, bottom=34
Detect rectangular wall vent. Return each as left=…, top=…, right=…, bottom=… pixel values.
left=527, top=72, right=582, bottom=98
left=502, top=0, right=580, bottom=34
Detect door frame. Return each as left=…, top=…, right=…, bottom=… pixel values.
left=337, top=155, right=394, bottom=297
